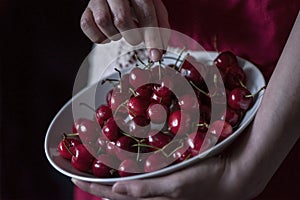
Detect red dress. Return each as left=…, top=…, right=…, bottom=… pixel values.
left=74, top=1, right=300, bottom=199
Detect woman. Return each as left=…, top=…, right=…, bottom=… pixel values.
left=73, top=0, right=300, bottom=199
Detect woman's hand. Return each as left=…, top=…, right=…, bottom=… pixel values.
left=80, top=0, right=170, bottom=61
left=71, top=125, right=267, bottom=200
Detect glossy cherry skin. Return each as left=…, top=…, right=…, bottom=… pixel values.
left=109, top=89, right=128, bottom=114
left=72, top=118, right=86, bottom=133
left=208, top=120, right=233, bottom=141
left=95, top=104, right=112, bottom=127
left=225, top=65, right=247, bottom=90
left=118, top=159, right=142, bottom=177
left=129, top=67, right=152, bottom=89
left=102, top=118, right=121, bottom=141
left=168, top=110, right=194, bottom=135
left=135, top=84, right=153, bottom=99
left=178, top=93, right=200, bottom=113
left=127, top=96, right=151, bottom=117
left=172, top=145, right=191, bottom=164
left=127, top=116, right=150, bottom=138
left=144, top=152, right=170, bottom=173
left=115, top=135, right=137, bottom=160
left=186, top=131, right=205, bottom=157
left=228, top=87, right=253, bottom=111
left=92, top=154, right=117, bottom=178
left=76, top=119, right=100, bottom=143
left=146, top=130, right=172, bottom=150
left=153, top=76, right=174, bottom=97
left=146, top=103, right=168, bottom=124
left=58, top=138, right=81, bottom=160
left=180, top=56, right=205, bottom=87
left=71, top=144, right=94, bottom=172
left=150, top=92, right=173, bottom=107
left=220, top=107, right=241, bottom=127
left=214, top=51, right=238, bottom=71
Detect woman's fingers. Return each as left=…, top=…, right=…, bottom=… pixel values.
left=89, top=0, right=121, bottom=41
left=131, top=0, right=164, bottom=61
left=81, top=0, right=170, bottom=60
left=80, top=7, right=109, bottom=43
left=107, top=0, right=142, bottom=45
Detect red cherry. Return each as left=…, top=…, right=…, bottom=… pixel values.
left=127, top=116, right=150, bottom=138
left=71, top=144, right=94, bottom=172
left=135, top=84, right=153, bottom=99
left=109, top=89, right=129, bottom=114
left=95, top=104, right=112, bottom=127
left=144, top=152, right=170, bottom=173
left=180, top=55, right=205, bottom=87
left=106, top=141, right=117, bottom=156
left=153, top=76, right=174, bottom=97
left=225, top=66, right=247, bottom=90
left=127, top=96, right=151, bottom=117
left=172, top=146, right=191, bottom=163
left=115, top=135, right=137, bottom=160
left=208, top=120, right=233, bottom=141
left=129, top=67, right=152, bottom=89
left=228, top=87, right=253, bottom=111
left=72, top=118, right=85, bottom=133
left=214, top=51, right=238, bottom=70
left=168, top=110, right=194, bottom=135
left=77, top=119, right=100, bottom=143
left=178, top=93, right=200, bottom=113
left=146, top=103, right=168, bottom=124
left=58, top=137, right=81, bottom=160
left=106, top=89, right=113, bottom=105
left=146, top=130, right=172, bottom=150
left=118, top=159, right=142, bottom=177
left=150, top=92, right=173, bottom=107
left=102, top=118, right=121, bottom=141
left=186, top=131, right=205, bottom=157
left=92, top=154, right=117, bottom=178
left=220, top=107, right=241, bottom=127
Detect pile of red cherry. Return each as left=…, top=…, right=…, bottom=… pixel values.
left=58, top=51, right=263, bottom=178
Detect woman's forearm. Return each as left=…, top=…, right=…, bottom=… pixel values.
left=229, top=11, right=300, bottom=197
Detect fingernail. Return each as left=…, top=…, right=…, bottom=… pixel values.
left=112, top=183, right=128, bottom=195
left=150, top=49, right=162, bottom=61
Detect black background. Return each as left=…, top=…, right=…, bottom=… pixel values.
left=1, top=1, right=92, bottom=199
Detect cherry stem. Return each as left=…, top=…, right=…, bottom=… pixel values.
left=113, top=100, right=129, bottom=118
left=189, top=81, right=210, bottom=97
left=121, top=131, right=140, bottom=143
left=101, top=78, right=119, bottom=84
left=178, top=53, right=190, bottom=71
left=62, top=136, right=75, bottom=157
left=161, top=139, right=184, bottom=157
left=132, top=143, right=161, bottom=151
left=239, top=79, right=248, bottom=89
left=158, top=60, right=162, bottom=80
left=174, top=47, right=186, bottom=67
left=195, top=122, right=209, bottom=128
left=245, top=86, right=267, bottom=98
left=134, top=54, right=147, bottom=68
left=64, top=132, right=79, bottom=137
left=79, top=102, right=96, bottom=112
left=129, top=88, right=138, bottom=97
left=114, top=68, right=122, bottom=79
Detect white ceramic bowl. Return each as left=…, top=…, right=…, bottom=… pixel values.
left=44, top=51, right=265, bottom=184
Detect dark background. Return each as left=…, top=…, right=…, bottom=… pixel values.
left=1, top=0, right=92, bottom=199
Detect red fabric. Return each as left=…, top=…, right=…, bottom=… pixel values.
left=74, top=1, right=300, bottom=199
